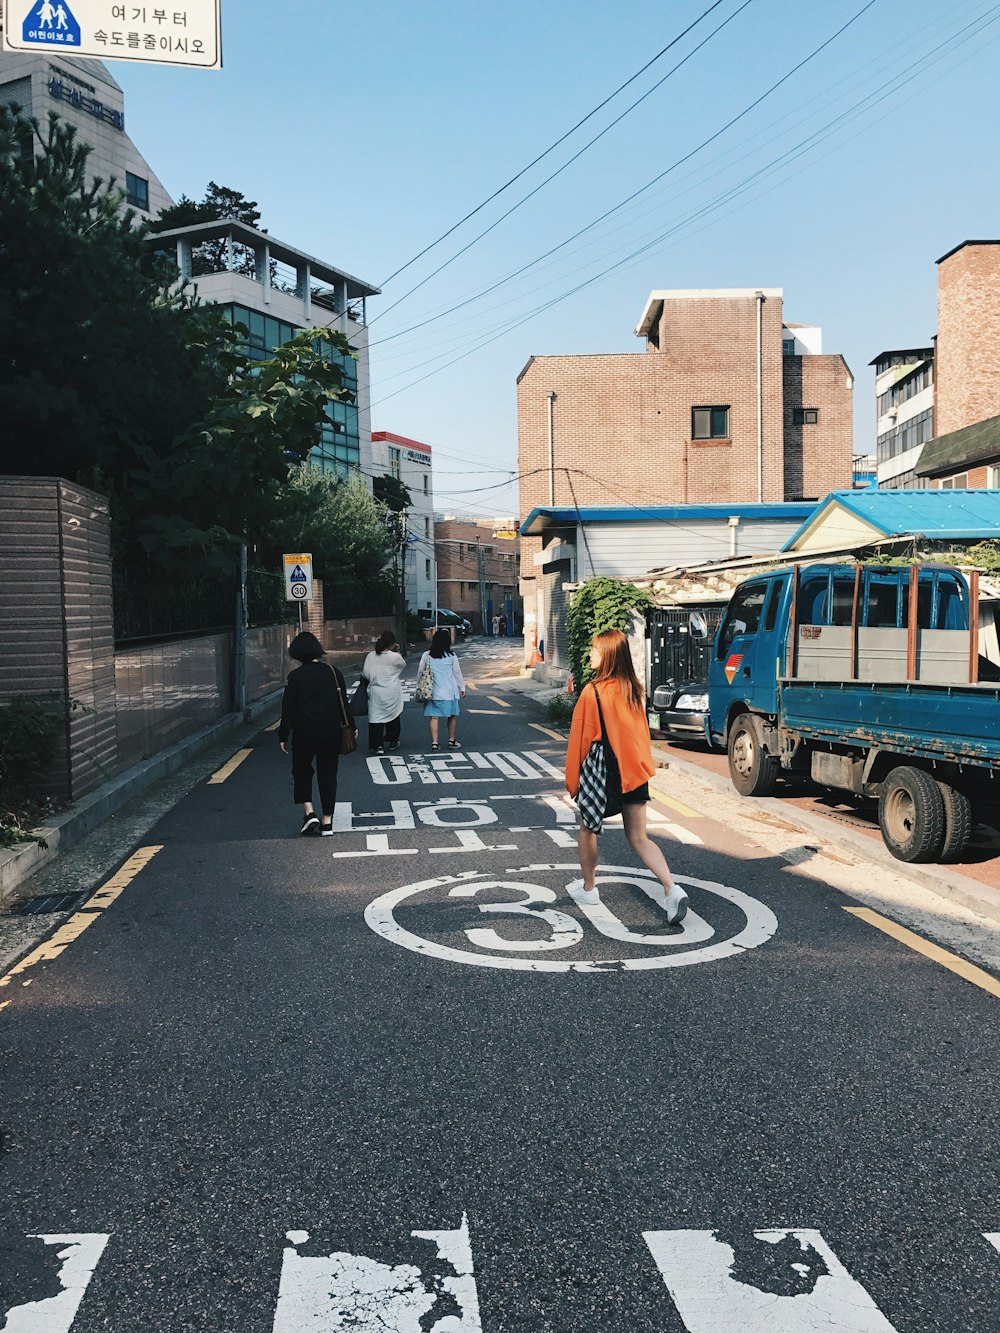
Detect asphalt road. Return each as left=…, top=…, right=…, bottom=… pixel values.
left=1, top=641, right=998, bottom=1332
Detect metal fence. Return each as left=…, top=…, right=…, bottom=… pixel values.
left=114, top=564, right=289, bottom=645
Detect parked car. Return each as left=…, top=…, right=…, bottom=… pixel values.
left=417, top=608, right=467, bottom=641
left=649, top=680, right=710, bottom=740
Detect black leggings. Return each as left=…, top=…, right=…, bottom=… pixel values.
left=368, top=715, right=401, bottom=751
left=291, top=728, right=340, bottom=816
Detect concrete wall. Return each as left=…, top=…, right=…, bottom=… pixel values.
left=783, top=354, right=855, bottom=501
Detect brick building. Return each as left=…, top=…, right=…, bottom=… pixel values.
left=434, top=517, right=521, bottom=635
left=914, top=241, right=1000, bottom=489
left=517, top=287, right=853, bottom=633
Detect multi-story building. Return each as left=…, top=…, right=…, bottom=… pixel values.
left=0, top=40, right=171, bottom=216
left=915, top=240, right=1000, bottom=489
left=370, top=431, right=436, bottom=613
left=871, top=347, right=935, bottom=489
left=151, top=220, right=378, bottom=478
left=517, top=286, right=853, bottom=638
left=434, top=517, right=521, bottom=634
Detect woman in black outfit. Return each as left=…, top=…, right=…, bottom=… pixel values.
left=278, top=632, right=354, bottom=836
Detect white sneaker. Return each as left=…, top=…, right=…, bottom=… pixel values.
left=570, top=879, right=600, bottom=906
left=663, top=884, right=689, bottom=926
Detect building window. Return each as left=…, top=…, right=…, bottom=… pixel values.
left=389, top=448, right=401, bottom=479
left=793, top=408, right=819, bottom=425
left=987, top=465, right=1000, bottom=488
left=423, top=476, right=429, bottom=494
left=692, top=406, right=729, bottom=440
left=425, top=558, right=431, bottom=578
left=782, top=338, right=796, bottom=357
left=940, top=473, right=969, bottom=489
left=125, top=172, right=149, bottom=211
left=424, top=517, right=431, bottom=537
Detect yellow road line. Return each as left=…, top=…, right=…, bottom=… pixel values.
left=207, top=748, right=253, bottom=784
left=844, top=906, right=1000, bottom=1001
left=648, top=783, right=702, bottom=819
left=0, top=846, right=163, bottom=1003
left=487, top=695, right=511, bottom=708
left=530, top=723, right=565, bottom=741
left=465, top=680, right=478, bottom=691
left=265, top=720, right=281, bottom=732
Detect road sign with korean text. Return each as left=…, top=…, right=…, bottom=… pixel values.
left=3, top=0, right=222, bottom=69
left=283, top=554, right=314, bottom=603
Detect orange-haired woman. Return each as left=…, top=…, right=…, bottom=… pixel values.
left=565, top=629, right=688, bottom=924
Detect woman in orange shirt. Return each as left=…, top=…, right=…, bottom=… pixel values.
left=565, top=629, right=688, bottom=925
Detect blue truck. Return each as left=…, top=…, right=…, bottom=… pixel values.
left=705, top=562, right=1000, bottom=863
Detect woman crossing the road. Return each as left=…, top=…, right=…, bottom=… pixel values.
left=418, top=628, right=466, bottom=751
left=278, top=631, right=355, bottom=836
left=362, top=630, right=406, bottom=755
left=565, top=628, right=688, bottom=924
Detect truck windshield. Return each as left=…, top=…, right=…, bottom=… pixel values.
left=716, top=584, right=767, bottom=658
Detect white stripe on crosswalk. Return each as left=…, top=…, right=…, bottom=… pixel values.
left=2, top=1234, right=109, bottom=1333
left=644, top=1228, right=899, bottom=1331
left=271, top=1214, right=481, bottom=1331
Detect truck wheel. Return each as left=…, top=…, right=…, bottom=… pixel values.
left=937, top=781, right=974, bottom=862
left=727, top=713, right=779, bottom=797
left=878, top=767, right=946, bottom=862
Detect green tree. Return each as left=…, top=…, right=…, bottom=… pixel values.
left=566, top=577, right=652, bottom=695
left=151, top=181, right=262, bottom=277
left=265, top=467, right=396, bottom=616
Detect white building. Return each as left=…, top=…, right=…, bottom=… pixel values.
left=0, top=40, right=172, bottom=217
left=370, top=431, right=436, bottom=613
left=870, top=347, right=935, bottom=489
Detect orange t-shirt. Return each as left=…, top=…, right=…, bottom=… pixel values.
left=565, top=679, right=655, bottom=797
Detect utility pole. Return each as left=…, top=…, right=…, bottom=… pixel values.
left=234, top=541, right=248, bottom=720
left=477, top=537, right=487, bottom=636
left=395, top=509, right=408, bottom=654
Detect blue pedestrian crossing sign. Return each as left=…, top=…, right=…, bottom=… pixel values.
left=283, top=553, right=314, bottom=602
left=21, top=0, right=81, bottom=47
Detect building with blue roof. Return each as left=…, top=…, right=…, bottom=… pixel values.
left=782, top=488, right=1000, bottom=553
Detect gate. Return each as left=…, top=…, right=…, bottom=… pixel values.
left=647, top=606, right=724, bottom=691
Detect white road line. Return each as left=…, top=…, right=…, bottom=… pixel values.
left=644, top=1229, right=899, bottom=1332
left=2, top=1234, right=110, bottom=1333
left=329, top=834, right=418, bottom=858
left=272, top=1215, right=481, bottom=1331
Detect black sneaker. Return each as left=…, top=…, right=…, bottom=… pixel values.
left=300, top=813, right=320, bottom=836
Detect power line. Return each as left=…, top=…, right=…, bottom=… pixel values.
left=370, top=0, right=755, bottom=326
left=377, top=0, right=734, bottom=289
left=365, top=1, right=997, bottom=410
left=368, top=0, right=879, bottom=352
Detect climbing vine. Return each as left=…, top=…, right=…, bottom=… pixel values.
left=566, top=578, right=652, bottom=696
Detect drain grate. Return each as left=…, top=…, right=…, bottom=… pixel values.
left=9, top=891, right=87, bottom=916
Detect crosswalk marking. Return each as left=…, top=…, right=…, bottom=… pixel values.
left=2, top=1225, right=998, bottom=1328
left=271, top=1215, right=481, bottom=1331
left=1, top=1233, right=109, bottom=1332
left=644, top=1229, right=900, bottom=1331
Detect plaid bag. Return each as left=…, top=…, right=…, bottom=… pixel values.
left=576, top=685, right=622, bottom=834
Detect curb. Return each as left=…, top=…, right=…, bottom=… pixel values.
left=0, top=691, right=284, bottom=912
left=650, top=747, right=1000, bottom=926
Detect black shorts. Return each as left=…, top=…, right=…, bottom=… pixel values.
left=622, top=783, right=650, bottom=805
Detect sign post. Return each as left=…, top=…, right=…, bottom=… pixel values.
left=283, top=553, right=313, bottom=632
left=3, top=0, right=222, bottom=69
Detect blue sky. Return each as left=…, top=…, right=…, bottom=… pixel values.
left=114, top=0, right=1000, bottom=517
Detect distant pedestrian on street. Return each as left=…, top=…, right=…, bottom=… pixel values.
left=499, top=613, right=508, bottom=637
left=491, top=613, right=500, bottom=638
left=418, top=628, right=466, bottom=750
left=565, top=628, right=688, bottom=924
left=278, top=631, right=355, bottom=836
left=363, top=630, right=406, bottom=755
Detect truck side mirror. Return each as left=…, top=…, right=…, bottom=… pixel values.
left=688, top=611, right=709, bottom=641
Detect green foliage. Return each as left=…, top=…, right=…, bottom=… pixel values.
left=544, top=693, right=576, bottom=729
left=264, top=467, right=396, bottom=616
left=0, top=108, right=357, bottom=577
left=151, top=181, right=262, bottom=277
left=0, top=697, right=65, bottom=848
left=566, top=577, right=652, bottom=696
left=373, top=474, right=413, bottom=513
left=405, top=610, right=428, bottom=644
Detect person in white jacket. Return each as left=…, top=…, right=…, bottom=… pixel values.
left=417, top=628, right=466, bottom=750
left=362, top=631, right=406, bottom=754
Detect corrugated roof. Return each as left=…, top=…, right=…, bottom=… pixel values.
left=782, top=488, right=1000, bottom=551
left=914, top=413, right=1000, bottom=477
left=520, top=503, right=813, bottom=536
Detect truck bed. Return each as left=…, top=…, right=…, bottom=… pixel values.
left=777, top=678, right=1000, bottom=770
